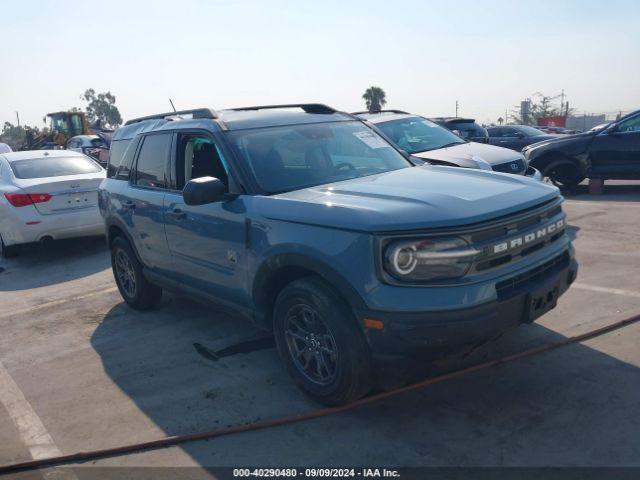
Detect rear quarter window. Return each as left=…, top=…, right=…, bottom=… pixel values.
left=107, top=138, right=140, bottom=180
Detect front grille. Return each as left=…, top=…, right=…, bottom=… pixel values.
left=469, top=200, right=566, bottom=274
left=493, top=158, right=526, bottom=175
left=496, top=251, right=570, bottom=301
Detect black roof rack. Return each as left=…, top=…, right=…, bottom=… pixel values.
left=430, top=117, right=476, bottom=123
left=125, top=108, right=218, bottom=126
left=351, top=109, right=410, bottom=115
left=230, top=103, right=337, bottom=114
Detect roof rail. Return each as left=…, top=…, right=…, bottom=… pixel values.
left=125, top=108, right=218, bottom=126
left=430, top=117, right=476, bottom=123
left=351, top=109, right=410, bottom=115
left=230, top=103, right=337, bottom=114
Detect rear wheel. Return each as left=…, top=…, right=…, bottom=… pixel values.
left=273, top=276, right=373, bottom=406
left=111, top=236, right=162, bottom=310
left=0, top=235, right=18, bottom=259
left=542, top=161, right=585, bottom=188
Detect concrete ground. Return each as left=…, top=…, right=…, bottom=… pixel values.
left=0, top=181, right=639, bottom=478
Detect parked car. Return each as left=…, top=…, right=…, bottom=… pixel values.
left=588, top=122, right=611, bottom=133
left=523, top=109, right=640, bottom=187
left=101, top=104, right=577, bottom=405
left=486, top=125, right=560, bottom=151
left=429, top=117, right=489, bottom=143
left=540, top=126, right=579, bottom=135
left=356, top=111, right=541, bottom=180
left=67, top=135, right=109, bottom=166
left=0, top=143, right=12, bottom=154
left=0, top=150, right=106, bottom=257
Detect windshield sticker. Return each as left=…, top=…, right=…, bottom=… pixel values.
left=353, top=131, right=388, bottom=149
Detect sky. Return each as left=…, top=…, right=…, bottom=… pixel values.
left=1, top=0, right=639, bottom=128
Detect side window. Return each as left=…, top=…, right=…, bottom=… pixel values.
left=134, top=134, right=171, bottom=188
left=488, top=128, right=502, bottom=138
left=175, top=134, right=228, bottom=190
left=108, top=138, right=139, bottom=180
left=617, top=115, right=640, bottom=133
left=502, top=127, right=519, bottom=138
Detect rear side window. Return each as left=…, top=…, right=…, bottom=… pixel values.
left=107, top=139, right=131, bottom=178
left=9, top=156, right=102, bottom=179
left=134, top=134, right=171, bottom=188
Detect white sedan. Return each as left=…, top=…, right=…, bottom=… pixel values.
left=0, top=150, right=106, bottom=258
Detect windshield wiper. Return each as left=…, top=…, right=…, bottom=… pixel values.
left=438, top=142, right=465, bottom=149
left=414, top=142, right=464, bottom=153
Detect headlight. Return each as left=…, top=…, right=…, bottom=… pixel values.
left=383, top=236, right=480, bottom=282
left=471, top=155, right=493, bottom=171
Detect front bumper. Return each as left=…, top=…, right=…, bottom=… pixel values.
left=359, top=254, right=577, bottom=358
left=525, top=166, right=543, bottom=181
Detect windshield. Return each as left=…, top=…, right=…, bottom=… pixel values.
left=376, top=117, right=464, bottom=154
left=519, top=126, right=546, bottom=136
left=10, top=156, right=102, bottom=179
left=228, top=121, right=411, bottom=194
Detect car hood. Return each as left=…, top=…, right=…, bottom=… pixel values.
left=256, top=166, right=559, bottom=232
left=524, top=131, right=595, bottom=151
left=412, top=142, right=521, bottom=166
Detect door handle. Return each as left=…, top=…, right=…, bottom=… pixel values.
left=168, top=208, right=186, bottom=220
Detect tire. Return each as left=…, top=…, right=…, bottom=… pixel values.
left=273, top=276, right=373, bottom=406
left=542, top=161, right=586, bottom=188
left=0, top=235, right=18, bottom=259
left=110, top=236, right=162, bottom=310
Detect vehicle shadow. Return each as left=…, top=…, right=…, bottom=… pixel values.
left=90, top=296, right=640, bottom=467
left=562, top=182, right=640, bottom=202
left=0, top=236, right=109, bottom=291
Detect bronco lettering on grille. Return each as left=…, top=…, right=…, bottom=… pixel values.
left=493, top=219, right=565, bottom=254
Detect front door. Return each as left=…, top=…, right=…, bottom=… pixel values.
left=590, top=113, right=640, bottom=178
left=164, top=131, right=249, bottom=306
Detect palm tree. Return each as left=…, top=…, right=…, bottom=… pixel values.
left=362, top=86, right=387, bottom=113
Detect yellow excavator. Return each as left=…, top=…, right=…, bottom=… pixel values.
left=22, top=111, right=93, bottom=150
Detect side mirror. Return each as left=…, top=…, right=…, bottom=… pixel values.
left=515, top=132, right=525, bottom=139
left=183, top=176, right=227, bottom=206
left=606, top=124, right=620, bottom=135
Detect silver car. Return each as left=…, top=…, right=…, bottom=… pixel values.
left=0, top=150, right=105, bottom=258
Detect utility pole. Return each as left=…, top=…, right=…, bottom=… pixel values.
left=16, top=111, right=20, bottom=127
left=455, top=100, right=459, bottom=117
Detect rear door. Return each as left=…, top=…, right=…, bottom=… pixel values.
left=590, top=113, right=640, bottom=178
left=164, top=130, right=249, bottom=306
left=494, top=127, right=527, bottom=150
left=127, top=132, right=173, bottom=271
left=487, top=127, right=506, bottom=147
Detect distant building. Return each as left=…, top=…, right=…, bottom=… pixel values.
left=566, top=114, right=606, bottom=132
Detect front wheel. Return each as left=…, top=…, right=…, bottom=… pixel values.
left=273, top=276, right=373, bottom=406
left=542, top=161, right=585, bottom=188
left=111, top=237, right=162, bottom=310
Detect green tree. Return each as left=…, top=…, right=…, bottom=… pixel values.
left=81, top=89, right=122, bottom=128
left=0, top=122, right=39, bottom=151
left=362, top=86, right=387, bottom=113
left=510, top=93, right=574, bottom=125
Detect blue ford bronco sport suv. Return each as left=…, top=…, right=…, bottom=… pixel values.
left=100, top=104, right=578, bottom=405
